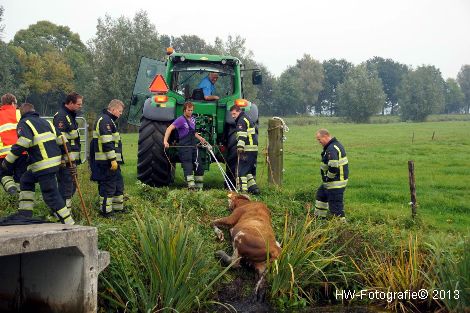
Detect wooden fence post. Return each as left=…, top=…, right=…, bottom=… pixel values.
left=267, top=118, right=283, bottom=186
left=408, top=160, right=417, bottom=218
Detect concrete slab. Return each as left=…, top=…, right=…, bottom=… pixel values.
left=0, top=223, right=109, bottom=313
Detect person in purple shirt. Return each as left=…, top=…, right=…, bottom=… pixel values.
left=163, top=102, right=207, bottom=189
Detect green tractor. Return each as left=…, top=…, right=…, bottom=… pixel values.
left=127, top=49, right=262, bottom=187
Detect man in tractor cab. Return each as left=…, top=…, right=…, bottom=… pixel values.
left=197, top=72, right=220, bottom=101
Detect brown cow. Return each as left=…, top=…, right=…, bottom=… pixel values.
left=211, top=192, right=281, bottom=299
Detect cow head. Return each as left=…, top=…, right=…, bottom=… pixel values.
left=227, top=192, right=251, bottom=211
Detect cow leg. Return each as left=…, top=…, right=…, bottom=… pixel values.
left=254, top=262, right=267, bottom=302
left=211, top=209, right=244, bottom=229
left=215, top=248, right=241, bottom=268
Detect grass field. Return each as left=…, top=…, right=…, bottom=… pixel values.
left=0, top=117, right=468, bottom=312
left=119, top=118, right=470, bottom=234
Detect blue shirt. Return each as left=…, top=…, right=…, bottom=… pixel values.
left=197, top=76, right=216, bottom=97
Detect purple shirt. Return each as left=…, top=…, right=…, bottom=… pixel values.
left=172, top=115, right=195, bottom=139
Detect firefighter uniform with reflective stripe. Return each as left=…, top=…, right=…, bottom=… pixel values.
left=90, top=109, right=124, bottom=215
left=235, top=111, right=259, bottom=194
left=314, top=137, right=349, bottom=217
left=3, top=111, right=75, bottom=224
left=53, top=104, right=80, bottom=209
left=0, top=104, right=27, bottom=194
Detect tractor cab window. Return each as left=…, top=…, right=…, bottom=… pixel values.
left=171, top=63, right=234, bottom=100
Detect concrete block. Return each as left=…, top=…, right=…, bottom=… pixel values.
left=0, top=223, right=109, bottom=313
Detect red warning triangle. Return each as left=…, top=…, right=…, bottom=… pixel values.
left=149, top=74, right=169, bottom=93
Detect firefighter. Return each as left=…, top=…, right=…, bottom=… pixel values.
left=53, top=92, right=83, bottom=212
left=2, top=103, right=75, bottom=224
left=163, top=102, right=207, bottom=190
left=89, top=99, right=125, bottom=216
left=229, top=105, right=260, bottom=195
left=0, top=93, right=27, bottom=195
left=314, top=128, right=349, bottom=219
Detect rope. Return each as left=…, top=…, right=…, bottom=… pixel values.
left=202, top=143, right=237, bottom=192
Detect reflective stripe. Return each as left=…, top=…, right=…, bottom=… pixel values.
left=237, top=140, right=245, bottom=148
left=315, top=200, right=329, bottom=209
left=16, top=137, right=32, bottom=148
left=112, top=132, right=120, bottom=143
left=5, top=153, right=18, bottom=163
left=328, top=157, right=348, bottom=168
left=112, top=195, right=124, bottom=211
left=314, top=208, right=328, bottom=217
left=327, top=171, right=336, bottom=179
left=0, top=146, right=11, bottom=155
left=1, top=175, right=16, bottom=191
left=236, top=131, right=248, bottom=138
left=16, top=109, right=21, bottom=122
left=27, top=155, right=62, bottom=172
left=100, top=134, right=113, bottom=143
left=26, top=120, right=48, bottom=160
left=94, top=151, right=116, bottom=161
left=0, top=123, right=17, bottom=132
left=56, top=135, right=67, bottom=145
left=324, top=180, right=348, bottom=189
left=100, top=196, right=113, bottom=214
left=244, top=145, right=258, bottom=152
left=334, top=145, right=346, bottom=181
left=247, top=174, right=257, bottom=188
left=63, top=130, right=79, bottom=140
left=320, top=164, right=328, bottom=171
left=19, top=191, right=35, bottom=210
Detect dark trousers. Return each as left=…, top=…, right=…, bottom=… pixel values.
left=316, top=185, right=346, bottom=217
left=237, top=152, right=258, bottom=192
left=96, top=165, right=124, bottom=214
left=57, top=164, right=76, bottom=199
left=0, top=154, right=28, bottom=191
left=179, top=147, right=204, bottom=177
left=20, top=170, right=65, bottom=214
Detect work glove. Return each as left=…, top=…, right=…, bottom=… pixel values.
left=67, top=162, right=78, bottom=176
left=110, top=160, right=119, bottom=171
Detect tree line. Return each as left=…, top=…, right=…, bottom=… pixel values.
left=1, top=7, right=470, bottom=123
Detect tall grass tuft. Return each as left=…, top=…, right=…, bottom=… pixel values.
left=100, top=211, right=230, bottom=313
left=268, top=213, right=347, bottom=310
left=354, top=235, right=435, bottom=312
left=426, top=235, right=470, bottom=312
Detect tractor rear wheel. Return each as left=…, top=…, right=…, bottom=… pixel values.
left=137, top=118, right=174, bottom=187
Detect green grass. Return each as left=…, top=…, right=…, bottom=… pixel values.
left=1, top=117, right=469, bottom=312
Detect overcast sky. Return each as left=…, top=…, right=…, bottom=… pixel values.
left=2, top=0, right=470, bottom=79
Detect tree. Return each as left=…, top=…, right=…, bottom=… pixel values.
left=294, top=54, right=324, bottom=114
left=254, top=64, right=278, bottom=116
left=337, top=64, right=385, bottom=123
left=13, top=46, right=74, bottom=115
left=272, top=67, right=303, bottom=116
left=12, top=20, right=92, bottom=111
left=366, top=57, right=409, bottom=115
left=397, top=65, right=445, bottom=121
left=89, top=11, right=166, bottom=111
left=0, top=6, right=5, bottom=38
left=444, top=78, right=465, bottom=114
left=208, top=35, right=259, bottom=102
left=315, top=59, right=352, bottom=115
left=457, top=65, right=470, bottom=113
left=172, top=35, right=209, bottom=54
